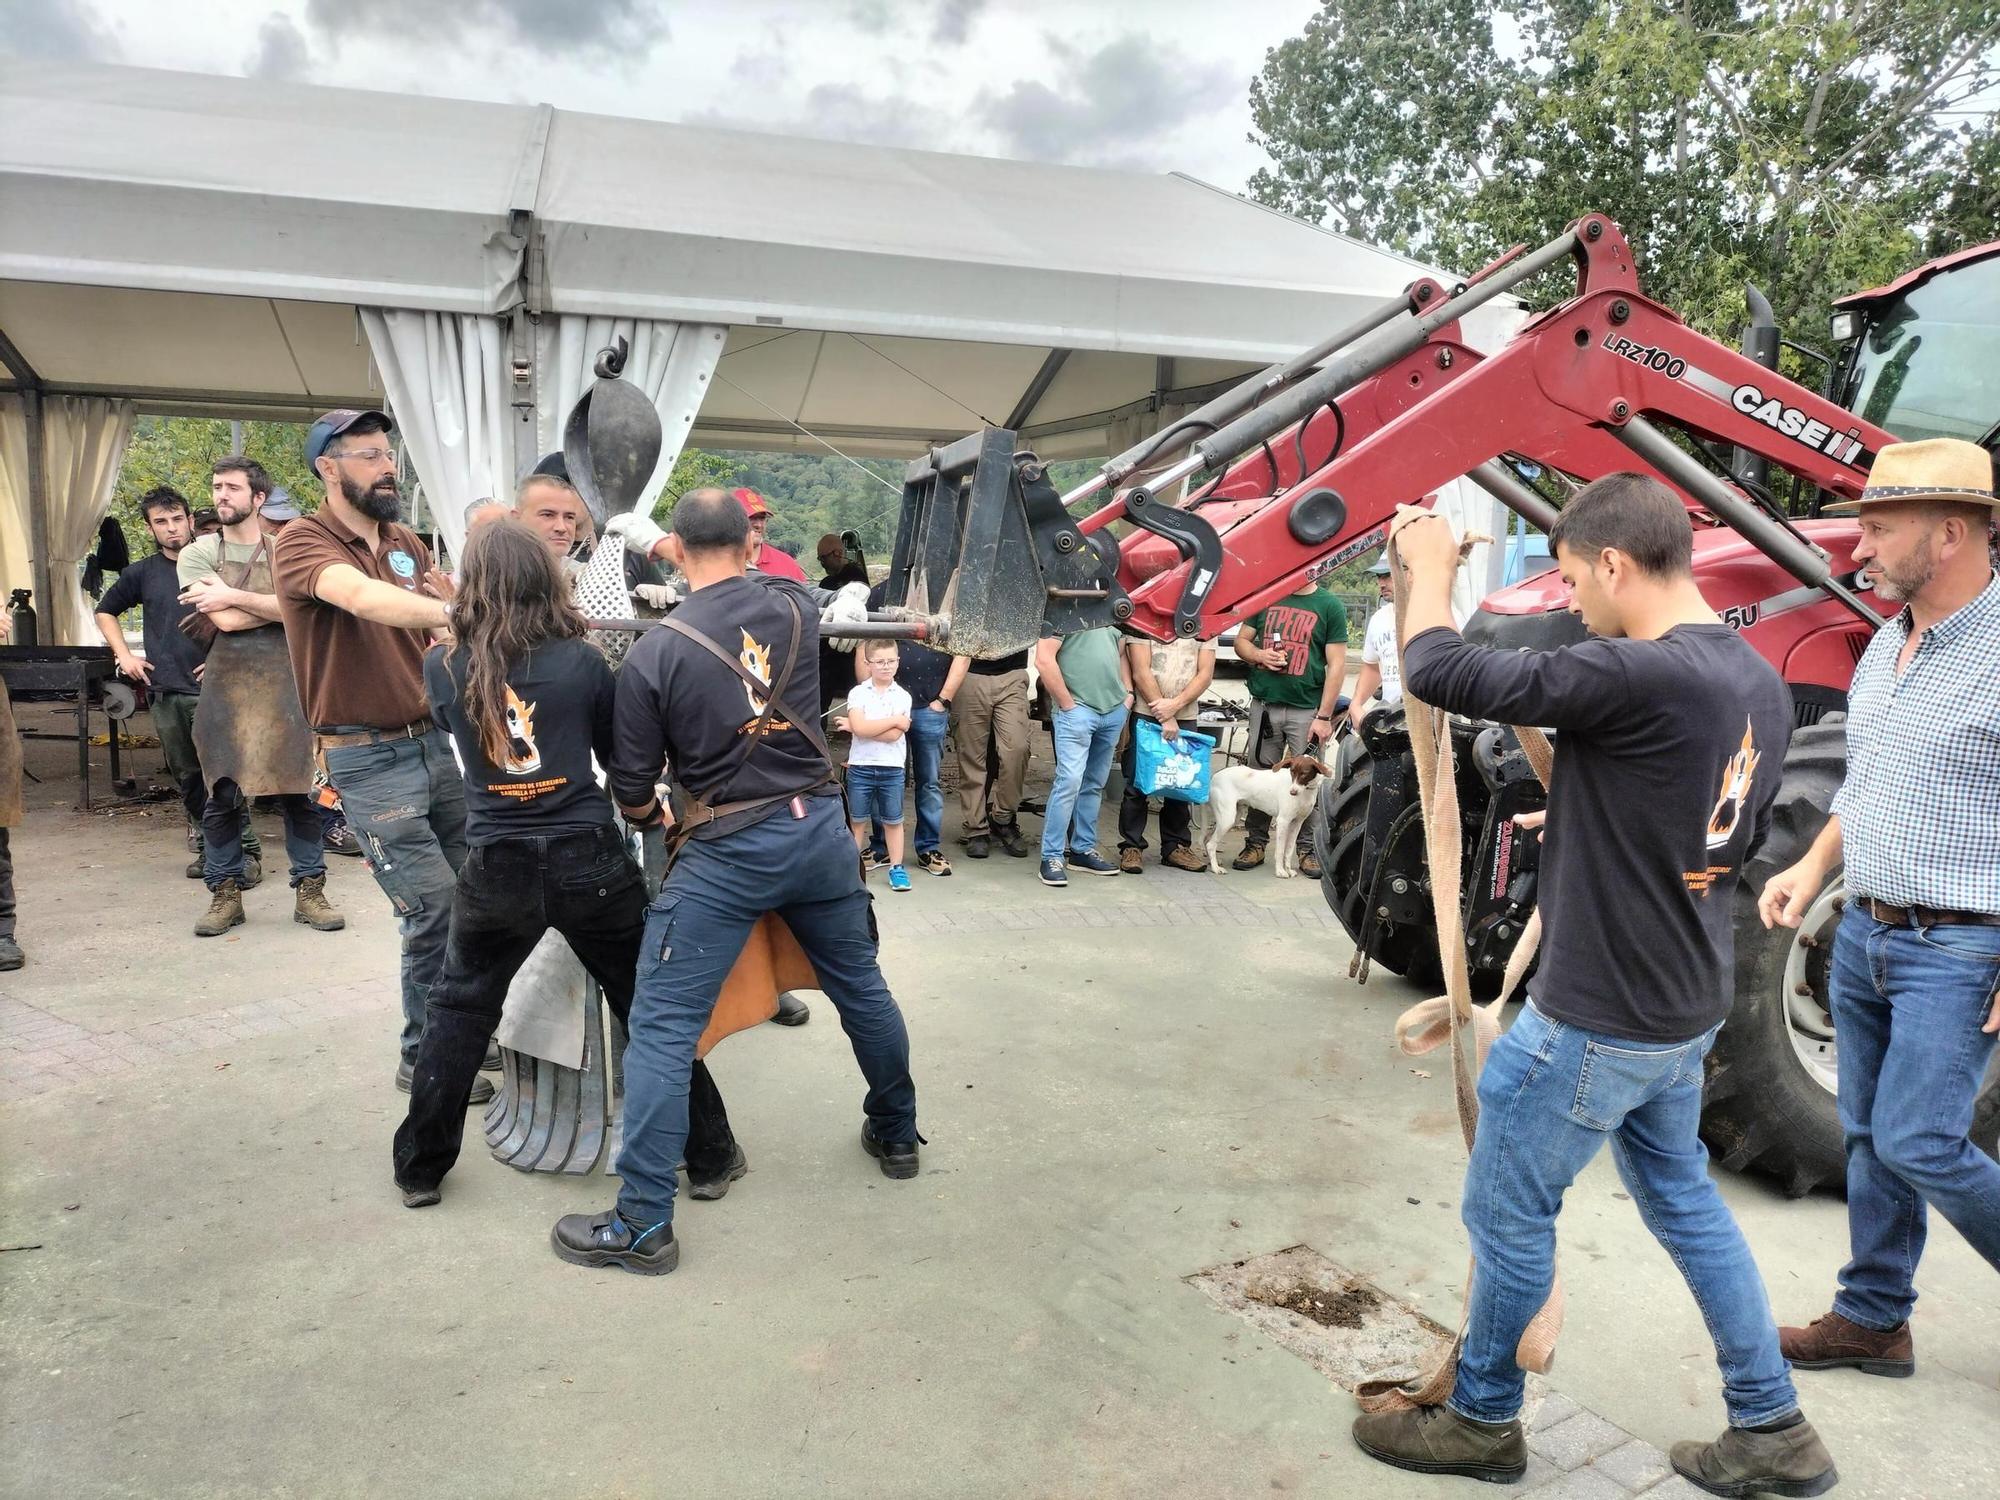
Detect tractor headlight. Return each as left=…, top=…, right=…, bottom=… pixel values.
left=1829, top=310, right=1861, bottom=344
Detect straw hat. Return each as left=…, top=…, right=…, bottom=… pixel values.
left=1826, top=437, right=1997, bottom=512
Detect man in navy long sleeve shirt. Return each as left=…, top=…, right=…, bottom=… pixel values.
left=1352, top=476, right=1835, bottom=1497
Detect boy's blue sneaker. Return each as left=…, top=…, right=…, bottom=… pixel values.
left=887, top=864, right=912, bottom=892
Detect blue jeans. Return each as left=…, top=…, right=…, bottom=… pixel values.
left=870, top=709, right=946, bottom=857
left=201, top=781, right=324, bottom=888
left=1829, top=906, right=2000, bottom=1330
left=323, top=729, right=469, bottom=1064
left=1042, top=702, right=1128, bottom=862
left=1451, top=1003, right=1796, bottom=1428
left=617, top=794, right=918, bottom=1228
left=847, top=764, right=906, bottom=826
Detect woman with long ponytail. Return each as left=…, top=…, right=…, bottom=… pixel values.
left=392, top=520, right=742, bottom=1207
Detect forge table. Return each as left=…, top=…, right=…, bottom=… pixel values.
left=0, top=646, right=124, bottom=810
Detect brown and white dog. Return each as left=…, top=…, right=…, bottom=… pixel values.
left=1205, top=755, right=1333, bottom=877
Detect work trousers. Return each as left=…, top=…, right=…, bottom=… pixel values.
left=1243, top=701, right=1326, bottom=852
left=1117, top=718, right=1196, bottom=855
left=392, top=824, right=738, bottom=1193
left=953, top=669, right=1030, bottom=837
left=323, top=729, right=469, bottom=1064
left=201, top=779, right=323, bottom=888
left=0, top=827, right=14, bottom=941
left=617, top=795, right=917, bottom=1229
left=1828, top=906, right=2000, bottom=1330
left=1451, top=1003, right=1796, bottom=1428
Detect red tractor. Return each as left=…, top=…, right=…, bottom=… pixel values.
left=882, top=215, right=2000, bottom=1193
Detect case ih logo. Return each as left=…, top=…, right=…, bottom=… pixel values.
left=1601, top=333, right=1688, bottom=379
left=1731, top=383, right=1866, bottom=466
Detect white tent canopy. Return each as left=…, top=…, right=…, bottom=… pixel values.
left=0, top=58, right=1521, bottom=635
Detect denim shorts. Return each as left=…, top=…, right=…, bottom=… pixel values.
left=846, top=764, right=906, bottom=825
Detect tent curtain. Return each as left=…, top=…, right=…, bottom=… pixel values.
left=0, top=394, right=136, bottom=645
left=0, top=396, right=30, bottom=610
left=535, top=316, right=727, bottom=520
left=357, top=309, right=510, bottom=565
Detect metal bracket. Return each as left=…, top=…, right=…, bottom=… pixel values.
left=1121, top=486, right=1220, bottom=638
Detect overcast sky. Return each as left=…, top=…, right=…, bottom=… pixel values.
left=3, top=0, right=1322, bottom=189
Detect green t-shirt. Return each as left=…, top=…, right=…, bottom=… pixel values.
left=1051, top=627, right=1127, bottom=713
left=1244, top=588, right=1349, bottom=710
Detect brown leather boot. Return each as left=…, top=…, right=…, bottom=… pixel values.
left=292, top=874, right=347, bottom=932
left=1669, top=1420, right=1837, bottom=1497
left=194, top=880, right=245, bottom=938
left=1779, top=1309, right=1914, bottom=1377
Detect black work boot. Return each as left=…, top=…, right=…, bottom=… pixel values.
left=1669, top=1420, right=1838, bottom=1498
left=991, top=819, right=1030, bottom=858
left=1351, top=1404, right=1527, bottom=1484
left=550, top=1209, right=678, bottom=1275
left=861, top=1121, right=921, bottom=1179
left=964, top=833, right=991, bottom=859
left=686, top=1144, right=749, bottom=1201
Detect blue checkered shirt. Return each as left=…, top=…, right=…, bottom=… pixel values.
left=1833, top=571, right=2000, bottom=914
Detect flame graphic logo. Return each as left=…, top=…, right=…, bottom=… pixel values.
left=1705, top=717, right=1759, bottom=850
left=739, top=629, right=772, bottom=717
left=502, top=686, right=541, bottom=775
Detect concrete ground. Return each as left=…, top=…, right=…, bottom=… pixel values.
left=2, top=706, right=1994, bottom=1500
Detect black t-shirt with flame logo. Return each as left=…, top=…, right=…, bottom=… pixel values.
left=424, top=637, right=617, bottom=847
left=1404, top=622, right=1793, bottom=1043
left=610, top=574, right=835, bottom=839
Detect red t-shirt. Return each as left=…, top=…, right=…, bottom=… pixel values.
left=754, top=543, right=808, bottom=583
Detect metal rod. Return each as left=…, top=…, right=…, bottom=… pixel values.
left=587, top=615, right=949, bottom=642
left=1195, top=229, right=1583, bottom=471
left=1466, top=459, right=1561, bottom=533
left=1612, top=418, right=1876, bottom=625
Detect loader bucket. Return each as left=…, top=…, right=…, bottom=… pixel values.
left=881, top=427, right=1127, bottom=658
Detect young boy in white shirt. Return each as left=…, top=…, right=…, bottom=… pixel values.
left=842, top=639, right=914, bottom=892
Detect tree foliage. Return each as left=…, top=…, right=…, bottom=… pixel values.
left=1249, top=0, right=2000, bottom=351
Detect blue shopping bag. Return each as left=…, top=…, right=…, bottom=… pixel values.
left=1132, top=719, right=1214, bottom=804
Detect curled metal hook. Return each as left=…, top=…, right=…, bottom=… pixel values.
left=594, top=336, right=630, bottom=381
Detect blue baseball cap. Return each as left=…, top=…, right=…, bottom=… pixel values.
left=306, top=408, right=392, bottom=467
left=260, top=487, right=302, bottom=523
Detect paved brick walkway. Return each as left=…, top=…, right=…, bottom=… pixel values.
left=0, top=979, right=395, bottom=1105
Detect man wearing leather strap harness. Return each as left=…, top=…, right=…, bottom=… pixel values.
left=1760, top=438, right=2000, bottom=1382
left=548, top=490, right=920, bottom=1275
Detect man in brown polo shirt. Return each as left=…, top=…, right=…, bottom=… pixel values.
left=274, top=409, right=488, bottom=1105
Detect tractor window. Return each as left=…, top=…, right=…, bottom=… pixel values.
left=1845, top=255, right=2000, bottom=444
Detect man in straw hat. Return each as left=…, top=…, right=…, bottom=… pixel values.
left=1761, top=437, right=2000, bottom=1381
left=1361, top=475, right=1835, bottom=1496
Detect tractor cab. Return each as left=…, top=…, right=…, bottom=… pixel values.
left=1828, top=241, right=2000, bottom=452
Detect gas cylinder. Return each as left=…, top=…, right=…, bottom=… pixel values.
left=6, top=588, right=35, bottom=647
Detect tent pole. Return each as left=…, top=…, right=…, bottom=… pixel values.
left=24, top=386, right=54, bottom=637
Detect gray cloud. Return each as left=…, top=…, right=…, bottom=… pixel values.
left=0, top=0, right=118, bottom=61
left=976, top=34, right=1234, bottom=165
left=847, top=0, right=891, bottom=35
left=301, top=0, right=669, bottom=62
left=931, top=0, right=985, bottom=46
left=247, top=13, right=308, bottom=81
left=728, top=45, right=792, bottom=92
left=690, top=82, right=937, bottom=152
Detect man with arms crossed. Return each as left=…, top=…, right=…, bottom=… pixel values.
left=1354, top=476, right=1835, bottom=1498
left=1760, top=438, right=2000, bottom=1379
left=274, top=410, right=491, bottom=1106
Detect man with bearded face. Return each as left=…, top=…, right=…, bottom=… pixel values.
left=178, top=456, right=343, bottom=938
left=274, top=411, right=493, bottom=1107
left=1760, top=437, right=2000, bottom=1387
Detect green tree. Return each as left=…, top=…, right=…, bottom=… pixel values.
left=112, top=417, right=317, bottom=543
left=1249, top=0, right=2000, bottom=352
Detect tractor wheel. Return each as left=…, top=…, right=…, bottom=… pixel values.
left=1313, top=754, right=1441, bottom=985
left=1702, top=719, right=1849, bottom=1196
